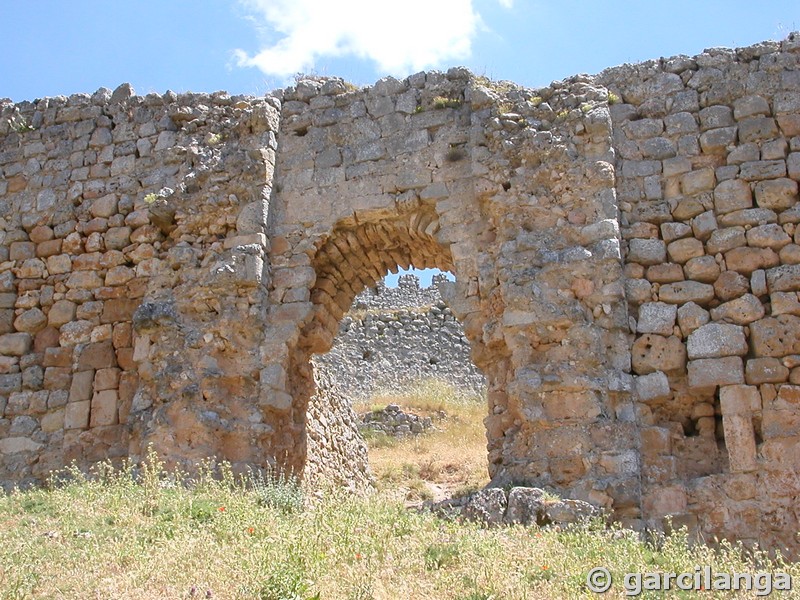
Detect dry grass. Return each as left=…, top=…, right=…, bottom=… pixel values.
left=354, top=380, right=490, bottom=503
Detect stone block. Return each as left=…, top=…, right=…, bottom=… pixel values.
left=632, top=334, right=686, bottom=374
left=720, top=384, right=761, bottom=415
left=754, top=178, right=798, bottom=210
left=659, top=281, right=715, bottom=305
left=43, top=347, right=72, bottom=368
left=740, top=160, right=786, bottom=181
left=47, top=300, right=77, bottom=327
left=766, top=265, right=800, bottom=293
left=101, top=299, right=139, bottom=324
left=691, top=210, right=718, bottom=241
left=94, top=368, right=120, bottom=391
left=746, top=223, right=791, bottom=249
left=0, top=437, right=43, bottom=454
left=770, top=291, right=800, bottom=316
left=667, top=238, right=704, bottom=264
left=77, top=342, right=117, bottom=370
left=722, top=414, right=758, bottom=472
left=643, top=485, right=687, bottom=517
left=713, top=271, right=750, bottom=301
left=750, top=315, right=800, bottom=357
left=738, top=116, right=778, bottom=143
left=683, top=256, right=720, bottom=283
left=681, top=168, right=715, bottom=195
left=69, top=370, right=95, bottom=402
left=635, top=371, right=671, bottom=403
left=724, top=247, right=779, bottom=275
left=90, top=390, right=118, bottom=427
left=746, top=358, right=790, bottom=384
left=0, top=333, right=32, bottom=356
left=65, top=400, right=90, bottom=429
left=677, top=302, right=710, bottom=335
left=708, top=294, right=764, bottom=324
left=636, top=302, right=677, bottom=335
left=687, top=357, right=744, bottom=390
left=13, top=308, right=47, bottom=334
left=714, top=179, right=752, bottom=214
left=646, top=264, right=684, bottom=283
left=688, top=323, right=747, bottom=359
left=43, top=367, right=72, bottom=391
left=628, top=238, right=666, bottom=265
left=41, top=408, right=65, bottom=433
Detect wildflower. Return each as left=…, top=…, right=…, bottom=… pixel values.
left=218, top=506, right=226, bottom=512
left=355, top=552, right=363, bottom=560
left=247, top=527, right=255, bottom=535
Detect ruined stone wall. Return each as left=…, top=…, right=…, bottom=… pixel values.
left=600, top=34, right=800, bottom=553
left=313, top=273, right=487, bottom=402
left=1, top=34, right=799, bottom=554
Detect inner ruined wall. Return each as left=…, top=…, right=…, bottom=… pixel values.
left=0, top=86, right=283, bottom=486
left=601, top=35, right=800, bottom=552
left=313, top=273, right=487, bottom=402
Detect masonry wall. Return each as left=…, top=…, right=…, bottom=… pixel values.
left=600, top=36, right=800, bottom=552
left=1, top=34, right=799, bottom=555
left=313, top=273, right=487, bottom=402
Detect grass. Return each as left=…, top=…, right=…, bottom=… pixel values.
left=1, top=386, right=799, bottom=598
left=1, top=457, right=797, bottom=599
left=354, top=380, right=489, bottom=504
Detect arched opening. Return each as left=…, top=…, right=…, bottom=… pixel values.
left=292, top=207, right=496, bottom=494
left=312, top=266, right=489, bottom=501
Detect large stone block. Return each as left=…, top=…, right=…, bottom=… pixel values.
left=687, top=357, right=744, bottom=390
left=750, top=315, right=800, bottom=357
left=636, top=302, right=677, bottom=335
left=708, top=294, right=764, bottom=325
left=90, top=390, right=118, bottom=427
left=64, top=400, right=90, bottom=430
left=658, top=281, right=715, bottom=305
left=723, top=414, right=758, bottom=472
left=635, top=371, right=671, bottom=403
left=632, top=334, right=686, bottom=374
left=0, top=331, right=32, bottom=356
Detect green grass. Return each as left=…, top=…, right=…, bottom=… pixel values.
left=1, top=458, right=797, bottom=599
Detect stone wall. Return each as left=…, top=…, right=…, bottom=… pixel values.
left=312, top=273, right=487, bottom=402
left=1, top=34, right=799, bottom=554
left=599, top=36, right=800, bottom=552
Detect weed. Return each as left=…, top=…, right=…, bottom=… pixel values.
left=144, top=192, right=159, bottom=205
left=530, top=96, right=543, bottom=107
left=424, top=542, right=461, bottom=570
left=556, top=109, right=570, bottom=120
left=608, top=92, right=621, bottom=105
left=432, top=96, right=462, bottom=110
left=7, top=114, right=34, bottom=133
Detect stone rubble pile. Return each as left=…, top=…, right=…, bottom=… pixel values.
left=360, top=403, right=434, bottom=436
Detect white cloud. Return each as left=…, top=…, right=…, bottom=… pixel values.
left=234, top=0, right=506, bottom=78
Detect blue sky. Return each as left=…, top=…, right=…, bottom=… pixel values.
left=2, top=1, right=798, bottom=286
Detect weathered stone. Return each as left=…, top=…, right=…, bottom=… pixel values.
left=709, top=294, right=764, bottom=324
left=637, top=302, right=677, bottom=335
left=687, top=357, right=744, bottom=390
left=635, top=371, right=671, bottom=403
left=461, top=488, right=507, bottom=526
left=707, top=227, right=747, bottom=254
left=687, top=323, right=747, bottom=359
left=90, top=390, right=118, bottom=427
left=714, top=179, right=752, bottom=214
left=750, top=315, right=800, bottom=357
left=667, top=238, right=704, bottom=264
left=746, top=357, right=790, bottom=384
left=628, top=239, right=666, bottom=265
left=64, top=400, right=90, bottom=430
left=724, top=247, right=779, bottom=274
left=713, top=270, right=750, bottom=301
left=0, top=333, right=32, bottom=356
left=658, top=281, right=715, bottom=305
left=632, top=335, right=686, bottom=375
left=13, top=308, right=46, bottom=333
left=746, top=224, right=791, bottom=249
left=677, top=302, right=710, bottom=335
left=766, top=264, right=800, bottom=293
left=754, top=178, right=798, bottom=210
left=683, top=256, right=720, bottom=283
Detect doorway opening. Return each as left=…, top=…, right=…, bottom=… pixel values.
left=312, top=265, right=489, bottom=503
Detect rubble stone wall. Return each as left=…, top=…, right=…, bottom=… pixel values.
left=313, top=273, right=487, bottom=402
left=1, top=34, right=799, bottom=554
